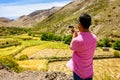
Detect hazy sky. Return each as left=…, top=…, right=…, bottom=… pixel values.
left=0, top=0, right=72, bottom=19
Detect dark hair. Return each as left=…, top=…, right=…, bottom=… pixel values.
left=78, top=13, right=91, bottom=29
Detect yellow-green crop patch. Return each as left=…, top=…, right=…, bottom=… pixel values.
left=15, top=41, right=69, bottom=58
left=20, top=39, right=47, bottom=47
left=0, top=46, right=23, bottom=56
left=0, top=38, right=46, bottom=57
left=34, top=41, right=69, bottom=50
left=17, top=59, right=48, bottom=71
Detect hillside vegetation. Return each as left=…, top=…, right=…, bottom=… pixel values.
left=0, top=26, right=29, bottom=36
left=32, top=0, right=120, bottom=39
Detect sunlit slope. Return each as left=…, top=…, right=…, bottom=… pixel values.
left=33, top=0, right=120, bottom=39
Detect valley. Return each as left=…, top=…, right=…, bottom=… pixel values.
left=0, top=0, right=120, bottom=80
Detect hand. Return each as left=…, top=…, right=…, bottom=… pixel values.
left=71, top=28, right=75, bottom=34
left=71, top=28, right=78, bottom=38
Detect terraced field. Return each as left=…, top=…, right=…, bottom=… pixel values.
left=15, top=43, right=120, bottom=80
left=0, top=34, right=120, bottom=80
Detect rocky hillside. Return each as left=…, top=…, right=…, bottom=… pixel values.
left=8, top=7, right=61, bottom=28
left=0, top=17, right=12, bottom=27
left=32, top=0, right=120, bottom=39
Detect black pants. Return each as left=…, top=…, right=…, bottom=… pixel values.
left=73, top=72, right=92, bottom=80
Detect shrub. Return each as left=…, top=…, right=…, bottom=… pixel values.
left=0, top=56, right=24, bottom=72
left=114, top=51, right=120, bottom=58
left=113, top=40, right=120, bottom=51
left=63, top=35, right=72, bottom=45
left=97, top=40, right=104, bottom=47
left=103, top=37, right=111, bottom=47
left=41, top=32, right=51, bottom=41
left=0, top=27, right=29, bottom=36
left=97, top=37, right=111, bottom=47
left=41, top=32, right=62, bottom=41
left=18, top=54, right=29, bottom=60
left=41, top=32, right=72, bottom=45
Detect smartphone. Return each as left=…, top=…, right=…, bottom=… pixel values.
left=68, top=26, right=74, bottom=28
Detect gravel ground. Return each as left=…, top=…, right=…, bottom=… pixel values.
left=0, top=70, right=73, bottom=80
left=0, top=64, right=73, bottom=80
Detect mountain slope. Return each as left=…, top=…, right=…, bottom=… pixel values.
left=0, top=17, right=12, bottom=27
left=33, top=0, right=120, bottom=39
left=9, top=7, right=61, bottom=28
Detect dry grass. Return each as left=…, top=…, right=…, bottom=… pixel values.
left=94, top=59, right=120, bottom=80
left=48, top=61, right=72, bottom=75
left=48, top=59, right=120, bottom=80
left=30, top=49, right=72, bottom=59
left=17, top=60, right=48, bottom=71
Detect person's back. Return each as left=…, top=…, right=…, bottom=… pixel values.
left=66, top=13, right=97, bottom=80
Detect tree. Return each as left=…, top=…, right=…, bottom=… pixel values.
left=113, top=40, right=120, bottom=51
left=103, top=37, right=111, bottom=47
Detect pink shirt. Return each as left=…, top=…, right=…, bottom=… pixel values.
left=66, top=32, right=97, bottom=79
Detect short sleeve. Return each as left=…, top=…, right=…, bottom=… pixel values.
left=70, top=38, right=81, bottom=51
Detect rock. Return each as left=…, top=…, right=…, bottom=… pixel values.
left=0, top=64, right=4, bottom=69
left=103, top=47, right=110, bottom=51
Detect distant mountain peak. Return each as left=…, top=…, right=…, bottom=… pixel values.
left=7, top=7, right=61, bottom=28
